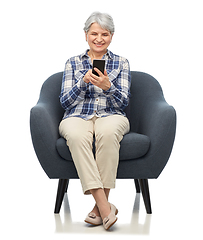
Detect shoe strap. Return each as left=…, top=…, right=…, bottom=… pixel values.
left=88, top=212, right=96, bottom=219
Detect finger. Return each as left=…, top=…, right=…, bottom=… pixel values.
left=90, top=79, right=99, bottom=87
left=90, top=71, right=99, bottom=80
left=104, top=70, right=108, bottom=76
left=93, top=67, right=103, bottom=77
left=88, top=70, right=92, bottom=75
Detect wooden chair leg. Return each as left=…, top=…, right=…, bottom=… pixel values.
left=54, top=179, right=69, bottom=214
left=65, top=179, right=69, bottom=193
left=139, top=179, right=152, bottom=214
left=134, top=179, right=141, bottom=193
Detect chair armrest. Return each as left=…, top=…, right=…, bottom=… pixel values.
left=138, top=100, right=176, bottom=144
left=30, top=102, right=60, bottom=144
left=30, top=102, right=62, bottom=175
left=136, top=99, right=176, bottom=176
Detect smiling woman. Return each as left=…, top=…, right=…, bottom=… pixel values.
left=59, top=11, right=131, bottom=230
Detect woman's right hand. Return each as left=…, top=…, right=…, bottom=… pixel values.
left=83, top=70, right=92, bottom=83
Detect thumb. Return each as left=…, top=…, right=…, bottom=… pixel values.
left=104, top=70, right=108, bottom=76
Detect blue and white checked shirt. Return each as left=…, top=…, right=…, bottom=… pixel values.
left=60, top=50, right=131, bottom=120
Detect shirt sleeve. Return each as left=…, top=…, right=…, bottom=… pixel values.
left=59, top=59, right=88, bottom=111
left=102, top=58, right=131, bottom=111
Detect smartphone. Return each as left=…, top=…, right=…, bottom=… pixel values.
left=92, top=59, right=105, bottom=77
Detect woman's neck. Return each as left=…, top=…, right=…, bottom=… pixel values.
left=88, top=50, right=107, bottom=61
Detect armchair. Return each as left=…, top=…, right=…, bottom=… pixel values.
left=30, top=71, right=176, bottom=214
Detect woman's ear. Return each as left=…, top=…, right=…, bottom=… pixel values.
left=85, top=31, right=88, bottom=41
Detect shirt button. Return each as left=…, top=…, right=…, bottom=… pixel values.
left=96, top=99, right=99, bottom=101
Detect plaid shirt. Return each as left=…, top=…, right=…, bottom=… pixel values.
left=60, top=50, right=131, bottom=120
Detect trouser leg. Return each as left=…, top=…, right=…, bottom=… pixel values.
left=94, top=115, right=130, bottom=189
left=59, top=117, right=103, bottom=194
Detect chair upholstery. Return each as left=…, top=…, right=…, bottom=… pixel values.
left=30, top=71, right=176, bottom=213
left=56, top=131, right=150, bottom=161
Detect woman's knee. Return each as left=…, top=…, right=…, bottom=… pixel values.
left=95, top=127, right=120, bottom=145
left=67, top=130, right=93, bottom=147
left=95, top=115, right=129, bottom=141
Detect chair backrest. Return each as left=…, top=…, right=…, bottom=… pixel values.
left=38, top=71, right=165, bottom=128
left=38, top=72, right=64, bottom=124
left=129, top=71, right=165, bottom=132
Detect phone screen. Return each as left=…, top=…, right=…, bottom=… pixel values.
left=92, top=59, right=105, bottom=76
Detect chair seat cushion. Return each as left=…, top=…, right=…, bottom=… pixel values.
left=56, top=132, right=150, bottom=161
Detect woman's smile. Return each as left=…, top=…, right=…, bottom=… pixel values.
left=94, top=42, right=105, bottom=47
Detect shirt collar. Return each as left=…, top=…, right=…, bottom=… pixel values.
left=81, top=50, right=89, bottom=59
left=81, top=49, right=114, bottom=60
left=106, top=49, right=114, bottom=60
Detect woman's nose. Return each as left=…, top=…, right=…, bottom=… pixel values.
left=96, top=35, right=103, bottom=42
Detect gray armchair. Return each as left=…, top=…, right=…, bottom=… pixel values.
left=30, top=71, right=176, bottom=214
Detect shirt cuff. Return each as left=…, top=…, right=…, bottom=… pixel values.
left=102, top=82, right=116, bottom=96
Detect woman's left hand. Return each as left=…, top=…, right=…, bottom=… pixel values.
left=89, top=68, right=111, bottom=91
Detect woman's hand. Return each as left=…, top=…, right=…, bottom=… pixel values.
left=83, top=70, right=92, bottom=84
left=87, top=68, right=111, bottom=91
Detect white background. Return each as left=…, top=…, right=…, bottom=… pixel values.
left=1, top=0, right=203, bottom=239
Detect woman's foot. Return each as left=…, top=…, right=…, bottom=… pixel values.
left=103, top=203, right=118, bottom=230
left=84, top=212, right=103, bottom=226
left=87, top=188, right=118, bottom=230
left=84, top=204, right=102, bottom=226
left=97, top=202, right=111, bottom=220
left=85, top=203, right=117, bottom=229
left=90, top=188, right=111, bottom=220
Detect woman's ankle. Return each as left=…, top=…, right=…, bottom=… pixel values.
left=98, top=202, right=111, bottom=220
left=91, top=204, right=100, bottom=217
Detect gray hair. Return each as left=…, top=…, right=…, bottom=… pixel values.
left=84, top=12, right=115, bottom=35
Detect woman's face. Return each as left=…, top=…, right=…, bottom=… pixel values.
left=86, top=22, right=113, bottom=55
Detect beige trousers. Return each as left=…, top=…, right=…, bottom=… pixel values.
left=59, top=115, right=130, bottom=194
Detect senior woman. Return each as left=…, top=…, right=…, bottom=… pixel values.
left=59, top=12, right=131, bottom=230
